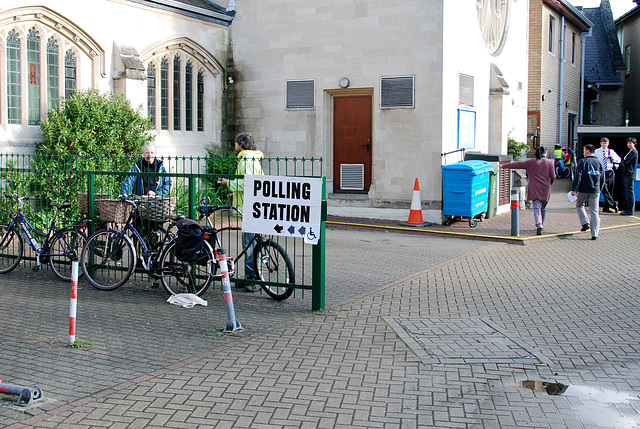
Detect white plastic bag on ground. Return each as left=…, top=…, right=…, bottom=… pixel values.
left=167, top=293, right=208, bottom=308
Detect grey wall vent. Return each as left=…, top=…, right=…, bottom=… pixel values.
left=459, top=73, right=474, bottom=107
left=380, top=76, right=414, bottom=109
left=340, top=164, right=365, bottom=190
left=286, top=80, right=315, bottom=109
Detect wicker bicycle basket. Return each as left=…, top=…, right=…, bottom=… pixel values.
left=95, top=199, right=134, bottom=224
left=135, top=196, right=178, bottom=222
left=77, top=192, right=110, bottom=213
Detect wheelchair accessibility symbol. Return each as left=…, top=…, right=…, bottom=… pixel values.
left=306, top=228, right=317, bottom=241
left=304, top=226, right=320, bottom=245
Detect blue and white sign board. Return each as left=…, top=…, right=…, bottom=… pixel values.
left=242, top=174, right=323, bottom=245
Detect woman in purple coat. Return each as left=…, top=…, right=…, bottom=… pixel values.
left=500, top=146, right=556, bottom=235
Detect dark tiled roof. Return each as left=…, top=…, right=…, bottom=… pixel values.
left=583, top=6, right=624, bottom=85
left=127, top=0, right=233, bottom=25
left=168, top=0, right=227, bottom=14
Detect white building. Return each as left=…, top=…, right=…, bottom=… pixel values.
left=230, top=1, right=529, bottom=221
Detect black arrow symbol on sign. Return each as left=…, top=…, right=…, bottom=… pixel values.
left=298, top=226, right=306, bottom=236
left=274, top=224, right=283, bottom=233
left=287, top=225, right=296, bottom=235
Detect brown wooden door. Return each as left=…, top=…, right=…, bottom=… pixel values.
left=333, top=96, right=372, bottom=193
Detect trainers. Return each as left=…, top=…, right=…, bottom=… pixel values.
left=580, top=224, right=590, bottom=232
left=592, top=236, right=598, bottom=240
left=536, top=227, right=543, bottom=236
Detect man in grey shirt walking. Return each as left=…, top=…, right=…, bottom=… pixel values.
left=571, top=144, right=604, bottom=240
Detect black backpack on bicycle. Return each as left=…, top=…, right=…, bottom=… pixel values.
left=175, top=218, right=205, bottom=262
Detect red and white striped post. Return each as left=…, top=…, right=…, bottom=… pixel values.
left=69, top=260, right=78, bottom=345
left=218, top=248, right=243, bottom=333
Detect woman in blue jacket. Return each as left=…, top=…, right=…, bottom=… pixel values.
left=121, top=143, right=171, bottom=197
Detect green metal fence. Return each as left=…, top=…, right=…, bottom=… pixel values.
left=0, top=153, right=326, bottom=311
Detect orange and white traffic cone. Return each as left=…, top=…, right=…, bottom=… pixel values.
left=400, top=178, right=431, bottom=227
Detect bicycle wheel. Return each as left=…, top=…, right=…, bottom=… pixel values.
left=0, top=223, right=23, bottom=274
left=81, top=230, right=135, bottom=290
left=160, top=240, right=213, bottom=297
left=49, top=228, right=88, bottom=282
left=253, top=238, right=294, bottom=301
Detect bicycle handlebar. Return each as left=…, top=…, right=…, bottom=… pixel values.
left=198, top=205, right=242, bottom=217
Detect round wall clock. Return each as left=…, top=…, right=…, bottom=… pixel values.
left=476, top=0, right=511, bottom=56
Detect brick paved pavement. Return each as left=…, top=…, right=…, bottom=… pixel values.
left=1, top=192, right=640, bottom=427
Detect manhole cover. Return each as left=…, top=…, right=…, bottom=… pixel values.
left=383, top=316, right=552, bottom=365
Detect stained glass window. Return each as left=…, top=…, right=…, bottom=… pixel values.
left=27, top=27, right=41, bottom=125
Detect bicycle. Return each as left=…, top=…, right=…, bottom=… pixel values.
left=80, top=197, right=216, bottom=296
left=0, top=194, right=89, bottom=281
left=195, top=203, right=294, bottom=301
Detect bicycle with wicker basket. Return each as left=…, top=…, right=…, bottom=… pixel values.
left=81, top=196, right=215, bottom=296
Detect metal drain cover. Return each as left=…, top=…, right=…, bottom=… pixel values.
left=384, top=317, right=552, bottom=365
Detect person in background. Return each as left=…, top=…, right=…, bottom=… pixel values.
left=218, top=132, right=264, bottom=292
left=594, top=137, right=621, bottom=213
left=554, top=144, right=566, bottom=172
left=619, top=137, right=638, bottom=216
left=500, top=146, right=556, bottom=236
left=121, top=143, right=171, bottom=197
left=571, top=144, right=604, bottom=240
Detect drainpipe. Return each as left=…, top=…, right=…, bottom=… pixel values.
left=558, top=16, right=565, bottom=146
left=580, top=29, right=587, bottom=125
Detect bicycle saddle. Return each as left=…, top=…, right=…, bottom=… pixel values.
left=50, top=202, right=72, bottom=209
left=198, top=205, right=232, bottom=215
left=167, top=214, right=187, bottom=222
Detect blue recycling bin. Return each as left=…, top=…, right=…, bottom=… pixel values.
left=442, top=160, right=492, bottom=227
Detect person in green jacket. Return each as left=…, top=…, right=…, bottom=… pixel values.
left=218, top=132, right=264, bottom=291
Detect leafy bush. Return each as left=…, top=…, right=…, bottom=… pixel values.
left=508, top=134, right=528, bottom=161
left=204, top=145, right=239, bottom=205
left=39, top=89, right=153, bottom=156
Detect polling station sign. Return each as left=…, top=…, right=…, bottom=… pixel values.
left=242, top=174, right=323, bottom=244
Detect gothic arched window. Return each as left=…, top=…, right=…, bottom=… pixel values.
left=147, top=63, right=156, bottom=127
left=27, top=27, right=41, bottom=125
left=47, top=37, right=59, bottom=110
left=160, top=58, right=169, bottom=130
left=197, top=70, right=204, bottom=132
left=185, top=61, right=193, bottom=132
left=7, top=29, right=21, bottom=124
left=64, top=50, right=76, bottom=99
left=173, top=55, right=181, bottom=131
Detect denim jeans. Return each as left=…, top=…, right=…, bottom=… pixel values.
left=243, top=232, right=257, bottom=278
